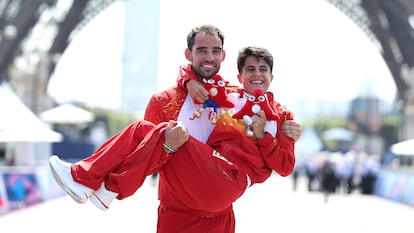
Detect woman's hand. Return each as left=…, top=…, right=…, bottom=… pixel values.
left=186, top=80, right=209, bottom=103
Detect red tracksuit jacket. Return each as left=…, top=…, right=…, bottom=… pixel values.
left=70, top=64, right=295, bottom=233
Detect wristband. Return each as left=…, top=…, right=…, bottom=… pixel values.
left=163, top=142, right=177, bottom=154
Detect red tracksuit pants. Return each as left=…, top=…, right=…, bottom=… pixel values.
left=71, top=120, right=247, bottom=215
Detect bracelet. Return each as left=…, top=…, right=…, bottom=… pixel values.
left=163, top=142, right=177, bottom=154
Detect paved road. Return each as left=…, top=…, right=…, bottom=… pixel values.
left=1, top=175, right=413, bottom=233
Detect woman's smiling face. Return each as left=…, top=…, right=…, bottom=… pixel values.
left=237, top=56, right=273, bottom=94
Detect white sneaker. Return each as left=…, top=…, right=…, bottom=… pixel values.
left=89, top=182, right=118, bottom=211
left=49, top=155, right=93, bottom=203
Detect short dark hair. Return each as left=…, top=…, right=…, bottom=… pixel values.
left=187, top=24, right=225, bottom=50
left=237, top=46, right=274, bottom=73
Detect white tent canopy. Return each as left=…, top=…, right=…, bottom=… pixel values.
left=0, top=82, right=62, bottom=142
left=391, top=138, right=414, bottom=156
left=40, top=103, right=94, bottom=124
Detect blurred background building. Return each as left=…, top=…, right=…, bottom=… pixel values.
left=121, top=0, right=159, bottom=115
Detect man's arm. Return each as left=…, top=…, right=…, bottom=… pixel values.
left=252, top=107, right=301, bottom=177
left=144, top=94, right=168, bottom=124
left=257, top=132, right=296, bottom=177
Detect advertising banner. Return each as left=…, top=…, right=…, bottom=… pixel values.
left=0, top=175, right=8, bottom=215
left=2, top=170, right=43, bottom=211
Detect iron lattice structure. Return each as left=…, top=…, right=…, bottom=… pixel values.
left=0, top=0, right=413, bottom=108
left=326, top=0, right=414, bottom=104
left=0, top=0, right=117, bottom=84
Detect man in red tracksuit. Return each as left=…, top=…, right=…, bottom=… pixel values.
left=49, top=25, right=301, bottom=233
left=148, top=47, right=298, bottom=232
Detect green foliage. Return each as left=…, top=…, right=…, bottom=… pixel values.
left=379, top=115, right=400, bottom=151
left=299, top=117, right=348, bottom=152
left=309, top=117, right=348, bottom=137
left=87, top=108, right=141, bottom=136
left=302, top=114, right=401, bottom=154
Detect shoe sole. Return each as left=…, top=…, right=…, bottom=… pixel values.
left=90, top=192, right=109, bottom=211
left=49, top=157, right=88, bottom=204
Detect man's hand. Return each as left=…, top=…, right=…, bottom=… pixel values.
left=281, top=120, right=302, bottom=142
left=186, top=80, right=209, bottom=103
left=164, top=121, right=189, bottom=151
